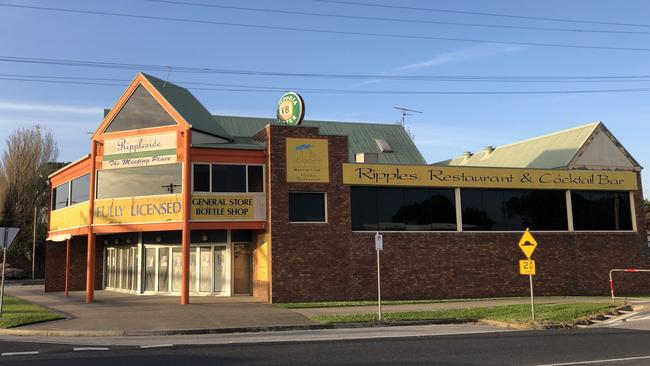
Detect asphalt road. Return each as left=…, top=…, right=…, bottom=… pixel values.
left=2, top=328, right=650, bottom=365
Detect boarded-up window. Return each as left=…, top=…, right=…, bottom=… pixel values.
left=104, top=85, right=177, bottom=133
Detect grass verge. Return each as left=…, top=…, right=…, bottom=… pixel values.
left=278, top=297, right=510, bottom=309
left=310, top=303, right=615, bottom=327
left=0, top=296, right=65, bottom=328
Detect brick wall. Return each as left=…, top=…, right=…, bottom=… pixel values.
left=44, top=236, right=104, bottom=292
left=260, top=124, right=650, bottom=303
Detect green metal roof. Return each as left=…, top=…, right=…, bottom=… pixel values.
left=212, top=115, right=427, bottom=164
left=141, top=73, right=232, bottom=140
left=437, top=122, right=601, bottom=169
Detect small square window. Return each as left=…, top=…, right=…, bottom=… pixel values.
left=193, top=164, right=210, bottom=192
left=247, top=165, right=264, bottom=192
left=212, top=165, right=246, bottom=192
left=289, top=192, right=326, bottom=222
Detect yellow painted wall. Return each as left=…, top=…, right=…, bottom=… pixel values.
left=49, top=202, right=90, bottom=232
left=94, top=194, right=182, bottom=225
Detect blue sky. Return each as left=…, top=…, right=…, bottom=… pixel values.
left=1, top=0, right=650, bottom=193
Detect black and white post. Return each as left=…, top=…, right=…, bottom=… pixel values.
left=375, top=231, right=383, bottom=322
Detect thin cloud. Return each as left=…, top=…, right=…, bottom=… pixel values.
left=398, top=44, right=524, bottom=71
left=0, top=101, right=102, bottom=114
left=357, top=44, right=526, bottom=86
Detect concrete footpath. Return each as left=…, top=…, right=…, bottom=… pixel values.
left=3, top=285, right=613, bottom=337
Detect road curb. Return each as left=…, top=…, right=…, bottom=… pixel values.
left=0, top=319, right=476, bottom=337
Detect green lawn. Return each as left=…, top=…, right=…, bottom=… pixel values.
left=0, top=296, right=64, bottom=328
left=279, top=297, right=509, bottom=309
left=310, top=303, right=615, bottom=326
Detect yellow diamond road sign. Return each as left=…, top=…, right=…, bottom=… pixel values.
left=518, top=229, right=538, bottom=259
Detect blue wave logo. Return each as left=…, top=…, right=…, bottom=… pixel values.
left=295, top=144, right=313, bottom=151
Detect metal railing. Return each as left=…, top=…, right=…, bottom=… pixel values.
left=609, top=268, right=650, bottom=302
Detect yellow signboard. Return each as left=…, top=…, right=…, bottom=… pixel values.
left=519, top=259, right=536, bottom=275
left=518, top=229, right=538, bottom=259
left=50, top=202, right=90, bottom=232
left=191, top=195, right=263, bottom=221
left=102, top=132, right=178, bottom=169
left=342, top=163, right=638, bottom=191
left=286, top=138, right=329, bottom=183
left=94, top=194, right=182, bottom=225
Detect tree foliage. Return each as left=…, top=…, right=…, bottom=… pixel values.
left=0, top=125, right=58, bottom=270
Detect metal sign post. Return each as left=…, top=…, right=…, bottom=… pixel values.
left=529, top=274, right=535, bottom=321
left=375, top=232, right=383, bottom=322
left=0, top=227, right=19, bottom=318
left=518, top=229, right=538, bottom=322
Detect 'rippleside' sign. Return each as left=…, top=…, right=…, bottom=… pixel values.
left=102, top=132, right=177, bottom=169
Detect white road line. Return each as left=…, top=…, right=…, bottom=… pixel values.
left=73, top=347, right=109, bottom=352
left=140, top=344, right=174, bottom=349
left=1, top=351, right=39, bottom=356
left=535, top=355, right=650, bottom=365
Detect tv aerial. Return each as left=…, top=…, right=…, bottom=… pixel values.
left=393, top=106, right=423, bottom=127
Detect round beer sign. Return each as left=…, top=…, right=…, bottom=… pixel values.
left=276, top=92, right=305, bottom=126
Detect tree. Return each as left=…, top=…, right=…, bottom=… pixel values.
left=0, top=125, right=58, bottom=274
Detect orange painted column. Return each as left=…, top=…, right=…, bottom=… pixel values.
left=181, top=130, right=191, bottom=305
left=65, top=238, right=71, bottom=297
left=85, top=140, right=97, bottom=303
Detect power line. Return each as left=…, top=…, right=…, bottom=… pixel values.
left=4, top=56, right=650, bottom=82
left=3, top=3, right=650, bottom=52
left=314, top=0, right=650, bottom=29
left=146, top=0, right=650, bottom=36
left=4, top=73, right=650, bottom=95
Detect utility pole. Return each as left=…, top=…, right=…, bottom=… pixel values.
left=32, top=206, right=36, bottom=280
left=393, top=106, right=423, bottom=127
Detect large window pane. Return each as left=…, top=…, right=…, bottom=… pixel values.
left=377, top=187, right=404, bottom=231
left=145, top=248, right=156, bottom=292
left=104, top=85, right=176, bottom=133
left=158, top=247, right=169, bottom=292
left=212, top=165, right=246, bottom=192
left=351, top=187, right=456, bottom=231
left=572, top=191, right=632, bottom=230
left=97, top=164, right=182, bottom=199
left=351, top=187, right=378, bottom=231
left=52, top=182, right=69, bottom=210
left=289, top=193, right=326, bottom=222
left=193, top=164, right=210, bottom=192
left=70, top=174, right=90, bottom=205
left=461, top=189, right=567, bottom=231
left=247, top=165, right=264, bottom=192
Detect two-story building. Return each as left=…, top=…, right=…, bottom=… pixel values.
left=45, top=72, right=648, bottom=304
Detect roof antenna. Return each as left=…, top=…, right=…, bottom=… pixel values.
left=163, top=66, right=172, bottom=88
left=393, top=106, right=422, bottom=127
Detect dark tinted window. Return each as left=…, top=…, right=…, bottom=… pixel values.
left=572, top=191, right=632, bottom=230
left=461, top=189, right=567, bottom=231
left=193, top=164, right=210, bottom=192
left=212, top=165, right=246, bottom=192
left=231, top=229, right=253, bottom=242
left=247, top=165, right=264, bottom=192
left=351, top=187, right=378, bottom=231
left=52, top=182, right=69, bottom=210
left=104, top=85, right=176, bottom=133
left=351, top=187, right=456, bottom=231
left=97, top=164, right=182, bottom=198
left=289, top=193, right=326, bottom=222
left=70, top=174, right=90, bottom=205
